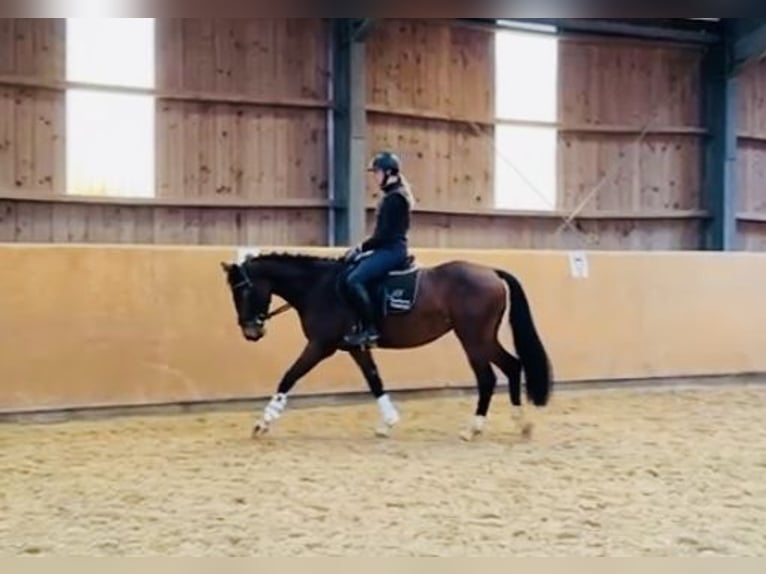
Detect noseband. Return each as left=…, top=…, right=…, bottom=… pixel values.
left=231, top=267, right=292, bottom=329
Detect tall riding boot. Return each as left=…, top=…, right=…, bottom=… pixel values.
left=344, top=282, right=380, bottom=347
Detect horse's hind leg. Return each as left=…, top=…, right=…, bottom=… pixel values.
left=452, top=327, right=498, bottom=441
left=491, top=343, right=532, bottom=439
left=450, top=287, right=506, bottom=441
left=460, top=356, right=497, bottom=442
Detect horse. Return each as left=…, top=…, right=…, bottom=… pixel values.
left=220, top=251, right=553, bottom=441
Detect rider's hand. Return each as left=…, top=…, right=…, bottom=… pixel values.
left=343, top=245, right=361, bottom=262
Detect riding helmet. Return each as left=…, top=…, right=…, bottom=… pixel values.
left=367, top=151, right=401, bottom=175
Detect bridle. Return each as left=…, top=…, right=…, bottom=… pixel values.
left=231, top=266, right=292, bottom=330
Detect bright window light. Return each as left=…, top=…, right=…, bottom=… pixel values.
left=66, top=89, right=155, bottom=198
left=495, top=29, right=558, bottom=122
left=495, top=125, right=557, bottom=211
left=60, top=0, right=139, bottom=18
left=65, top=17, right=155, bottom=197
left=66, top=18, right=154, bottom=88
left=494, top=29, right=559, bottom=211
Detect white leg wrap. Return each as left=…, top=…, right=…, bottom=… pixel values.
left=263, top=393, right=288, bottom=423
left=460, top=415, right=486, bottom=442
left=377, top=394, right=399, bottom=426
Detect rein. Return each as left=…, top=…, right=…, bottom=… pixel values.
left=231, top=270, right=292, bottom=327
left=265, top=302, right=292, bottom=320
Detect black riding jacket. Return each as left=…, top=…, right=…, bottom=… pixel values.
left=361, top=180, right=411, bottom=251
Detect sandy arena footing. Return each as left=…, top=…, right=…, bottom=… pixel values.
left=1, top=381, right=765, bottom=556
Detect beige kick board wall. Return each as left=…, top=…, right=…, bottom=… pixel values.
left=2, top=244, right=766, bottom=413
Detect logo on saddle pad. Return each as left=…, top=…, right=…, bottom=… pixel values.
left=379, top=265, right=421, bottom=315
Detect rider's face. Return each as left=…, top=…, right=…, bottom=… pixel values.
left=373, top=168, right=386, bottom=187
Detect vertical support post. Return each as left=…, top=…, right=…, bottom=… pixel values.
left=331, top=19, right=367, bottom=247
left=348, top=32, right=367, bottom=246
left=702, top=42, right=739, bottom=251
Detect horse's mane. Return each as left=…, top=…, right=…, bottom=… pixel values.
left=244, top=251, right=344, bottom=273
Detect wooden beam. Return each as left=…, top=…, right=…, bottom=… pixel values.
left=738, top=132, right=766, bottom=143
left=331, top=19, right=367, bottom=247
left=368, top=105, right=708, bottom=136
left=737, top=212, right=766, bottom=223
left=372, top=204, right=709, bottom=221
left=0, top=74, right=330, bottom=111
left=367, top=104, right=493, bottom=126
left=730, top=19, right=766, bottom=74
left=0, top=189, right=329, bottom=210
left=557, top=124, right=708, bottom=136
left=702, top=43, right=739, bottom=250
left=352, top=19, right=376, bottom=41
left=453, top=18, right=720, bottom=45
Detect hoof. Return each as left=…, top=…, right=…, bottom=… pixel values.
left=251, top=422, right=270, bottom=439
left=460, top=416, right=486, bottom=442
left=375, top=422, right=396, bottom=438
left=459, top=428, right=481, bottom=442
left=521, top=423, right=533, bottom=440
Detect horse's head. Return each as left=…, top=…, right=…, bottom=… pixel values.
left=220, top=258, right=272, bottom=342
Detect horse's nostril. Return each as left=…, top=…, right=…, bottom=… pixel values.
left=242, top=325, right=264, bottom=341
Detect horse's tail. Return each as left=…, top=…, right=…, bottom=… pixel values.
left=495, top=269, right=553, bottom=407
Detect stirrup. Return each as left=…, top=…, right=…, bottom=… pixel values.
left=344, top=326, right=380, bottom=347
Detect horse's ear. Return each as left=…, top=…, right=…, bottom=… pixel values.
left=220, top=261, right=233, bottom=274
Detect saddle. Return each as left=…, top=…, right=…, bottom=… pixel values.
left=378, top=255, right=420, bottom=315
left=342, top=254, right=422, bottom=317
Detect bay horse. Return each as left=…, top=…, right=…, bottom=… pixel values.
left=220, top=251, right=553, bottom=440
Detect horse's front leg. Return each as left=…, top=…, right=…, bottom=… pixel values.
left=349, top=348, right=400, bottom=438
left=253, top=342, right=335, bottom=438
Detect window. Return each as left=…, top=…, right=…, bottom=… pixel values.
left=65, top=18, right=155, bottom=197
left=66, top=89, right=154, bottom=197
left=66, top=17, right=154, bottom=89
left=494, top=26, right=559, bottom=211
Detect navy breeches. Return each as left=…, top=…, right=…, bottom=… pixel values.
left=346, top=244, right=408, bottom=287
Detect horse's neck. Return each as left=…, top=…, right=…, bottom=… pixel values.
left=267, top=264, right=330, bottom=311
left=269, top=273, right=305, bottom=310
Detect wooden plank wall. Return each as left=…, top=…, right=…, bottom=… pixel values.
left=0, top=18, right=330, bottom=246
left=737, top=58, right=766, bottom=251
left=364, top=20, right=500, bottom=246
left=0, top=19, right=65, bottom=196
left=365, top=22, right=707, bottom=249
left=0, top=19, right=714, bottom=250
left=557, top=36, right=707, bottom=250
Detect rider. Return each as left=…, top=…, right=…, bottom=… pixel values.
left=342, top=151, right=414, bottom=347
